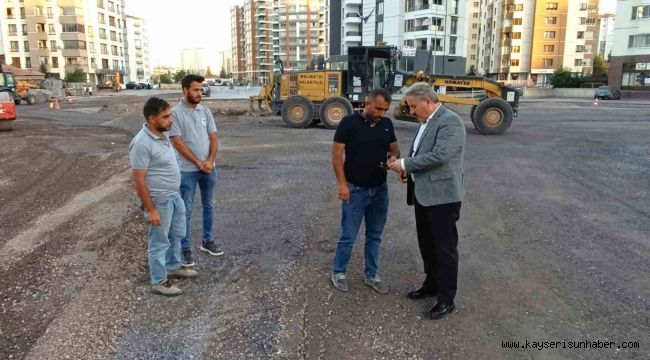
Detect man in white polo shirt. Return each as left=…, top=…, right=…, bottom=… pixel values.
left=169, top=75, right=223, bottom=267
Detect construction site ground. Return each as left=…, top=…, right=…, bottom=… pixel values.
left=0, top=92, right=648, bottom=360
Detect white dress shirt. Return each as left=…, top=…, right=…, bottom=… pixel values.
left=401, top=104, right=442, bottom=171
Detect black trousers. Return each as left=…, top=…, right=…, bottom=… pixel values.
left=414, top=200, right=461, bottom=304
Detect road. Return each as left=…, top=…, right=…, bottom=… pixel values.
left=0, top=96, right=648, bottom=359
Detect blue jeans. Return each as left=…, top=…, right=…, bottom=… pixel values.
left=332, top=182, right=389, bottom=278
left=180, top=168, right=218, bottom=251
left=147, top=193, right=186, bottom=285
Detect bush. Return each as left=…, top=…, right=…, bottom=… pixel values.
left=65, top=69, right=86, bottom=83
left=159, top=74, right=172, bottom=84
left=549, top=68, right=584, bottom=88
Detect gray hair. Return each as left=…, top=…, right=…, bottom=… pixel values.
left=405, top=82, right=439, bottom=102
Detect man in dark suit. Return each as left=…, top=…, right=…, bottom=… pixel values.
left=387, top=82, right=466, bottom=320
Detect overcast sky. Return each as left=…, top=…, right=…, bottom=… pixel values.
left=125, top=0, right=618, bottom=71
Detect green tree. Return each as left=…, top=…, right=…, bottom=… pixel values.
left=206, top=66, right=214, bottom=77
left=219, top=67, right=227, bottom=78
left=173, top=70, right=187, bottom=83
left=65, top=69, right=86, bottom=83
left=549, top=68, right=583, bottom=88
left=592, top=55, right=608, bottom=77
left=159, top=73, right=172, bottom=84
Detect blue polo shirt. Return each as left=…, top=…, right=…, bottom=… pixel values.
left=129, top=124, right=181, bottom=197
left=169, top=100, right=218, bottom=172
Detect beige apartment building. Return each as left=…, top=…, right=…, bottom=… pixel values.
left=478, top=0, right=599, bottom=85
left=231, top=0, right=326, bottom=85
left=0, top=0, right=128, bottom=85
left=466, top=0, right=481, bottom=73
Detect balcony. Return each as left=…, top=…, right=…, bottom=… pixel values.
left=345, top=13, right=361, bottom=24
left=406, top=2, right=430, bottom=12
left=345, top=0, right=362, bottom=6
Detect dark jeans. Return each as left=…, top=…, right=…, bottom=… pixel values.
left=414, top=200, right=461, bottom=303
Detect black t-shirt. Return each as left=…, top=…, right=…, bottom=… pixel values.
left=333, top=113, right=397, bottom=187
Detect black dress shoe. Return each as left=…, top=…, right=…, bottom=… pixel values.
left=425, top=301, right=455, bottom=320
left=407, top=286, right=436, bottom=300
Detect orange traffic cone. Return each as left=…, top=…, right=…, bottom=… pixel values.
left=592, top=98, right=598, bottom=107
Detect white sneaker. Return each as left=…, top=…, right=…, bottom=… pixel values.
left=152, top=280, right=182, bottom=296
left=167, top=268, right=199, bottom=279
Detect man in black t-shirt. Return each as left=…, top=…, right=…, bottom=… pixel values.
left=331, top=88, right=400, bottom=294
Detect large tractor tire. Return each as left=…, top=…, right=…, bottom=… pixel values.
left=281, top=96, right=314, bottom=128
left=319, top=96, right=353, bottom=129
left=469, top=105, right=477, bottom=127
left=26, top=94, right=36, bottom=105
left=471, top=98, right=513, bottom=135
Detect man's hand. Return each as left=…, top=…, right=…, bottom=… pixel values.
left=338, top=183, right=350, bottom=203
left=201, top=161, right=214, bottom=174
left=147, top=208, right=161, bottom=227
left=387, top=158, right=403, bottom=173
left=398, top=170, right=407, bottom=184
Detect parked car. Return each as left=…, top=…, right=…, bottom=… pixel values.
left=138, top=82, right=152, bottom=89
left=201, top=84, right=211, bottom=97
left=0, top=89, right=17, bottom=130
left=594, top=86, right=621, bottom=100
left=126, top=81, right=142, bottom=90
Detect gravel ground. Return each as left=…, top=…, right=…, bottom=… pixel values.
left=0, top=95, right=647, bottom=359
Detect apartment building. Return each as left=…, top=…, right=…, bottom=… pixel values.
left=596, top=13, right=614, bottom=59
left=466, top=0, right=481, bottom=73
left=608, top=0, right=650, bottom=90
left=230, top=0, right=326, bottom=84
left=125, top=15, right=150, bottom=83
left=180, top=48, right=206, bottom=74
left=0, top=0, right=127, bottom=85
left=479, top=0, right=600, bottom=85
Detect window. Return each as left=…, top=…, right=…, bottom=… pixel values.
left=34, top=6, right=43, bottom=15
left=99, top=28, right=106, bottom=39
left=544, top=45, right=554, bottom=52
left=8, top=24, right=17, bottom=35
left=109, top=15, right=115, bottom=27
left=87, top=26, right=93, bottom=36
left=377, top=2, right=383, bottom=15
left=97, top=0, right=104, bottom=9
left=100, top=43, right=108, bottom=54
left=111, top=45, right=118, bottom=55
left=48, top=23, right=55, bottom=34
left=577, top=31, right=584, bottom=39
left=46, top=7, right=53, bottom=18
left=21, top=24, right=27, bottom=35
left=52, top=57, right=59, bottom=68
left=628, top=34, right=650, bottom=48
left=50, top=40, right=57, bottom=50
left=101, top=59, right=109, bottom=69
left=61, top=7, right=76, bottom=15
left=98, top=13, right=105, bottom=24
left=586, top=18, right=595, bottom=25
left=579, top=3, right=587, bottom=10
left=544, top=31, right=556, bottom=39
left=11, top=57, right=21, bottom=67
left=585, top=31, right=593, bottom=40
left=36, top=23, right=45, bottom=32
left=515, top=4, right=523, bottom=11
left=576, top=45, right=585, bottom=52
left=513, top=32, right=521, bottom=39
left=10, top=41, right=19, bottom=52
left=513, top=18, right=522, bottom=25
left=546, top=2, right=558, bottom=10
left=543, top=58, right=553, bottom=66
left=37, top=40, right=47, bottom=49
left=450, top=37, right=457, bottom=54
left=40, top=56, right=49, bottom=65
left=470, top=55, right=476, bottom=60
left=20, top=7, right=25, bottom=19
left=511, top=59, right=519, bottom=66
left=632, top=5, right=650, bottom=20
left=6, top=8, right=14, bottom=19
left=472, top=34, right=477, bottom=39
left=62, top=24, right=84, bottom=33
left=574, top=59, right=583, bottom=66
left=110, top=30, right=117, bottom=41
left=89, top=42, right=95, bottom=53
left=512, top=45, right=521, bottom=53
left=112, top=59, right=119, bottom=69
left=472, top=23, right=478, bottom=29
left=473, top=12, right=479, bottom=18
left=471, top=44, right=476, bottom=49
left=432, top=38, right=443, bottom=51
left=24, top=40, right=29, bottom=51
left=63, top=40, right=86, bottom=49
left=545, top=16, right=557, bottom=24
left=377, top=21, right=383, bottom=35
left=108, top=1, right=114, bottom=11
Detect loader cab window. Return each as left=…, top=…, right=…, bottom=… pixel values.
left=372, top=57, right=391, bottom=90
left=4, top=74, right=15, bottom=89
